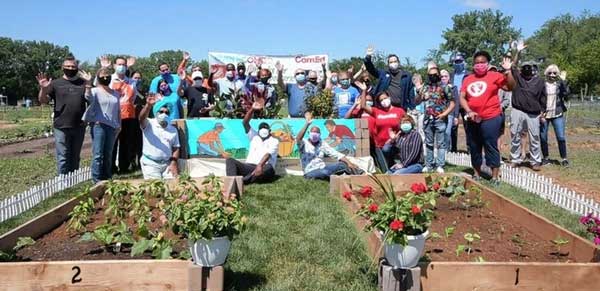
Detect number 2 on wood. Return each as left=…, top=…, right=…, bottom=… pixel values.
left=71, top=266, right=82, bottom=284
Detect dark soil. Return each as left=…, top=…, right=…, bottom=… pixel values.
left=355, top=190, right=577, bottom=263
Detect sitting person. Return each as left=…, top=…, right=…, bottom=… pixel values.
left=296, top=112, right=359, bottom=180
left=384, top=116, right=423, bottom=174
left=225, top=102, right=279, bottom=184
left=196, top=122, right=230, bottom=158
left=139, top=93, right=180, bottom=179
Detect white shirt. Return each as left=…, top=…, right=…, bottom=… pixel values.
left=545, top=82, right=560, bottom=118
left=245, top=129, right=279, bottom=167
left=142, top=119, right=180, bottom=161
left=299, top=139, right=345, bottom=173
left=217, top=78, right=245, bottom=97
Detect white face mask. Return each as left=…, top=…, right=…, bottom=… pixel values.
left=157, top=113, right=168, bottom=127
left=258, top=128, right=270, bottom=139
left=389, top=62, right=399, bottom=71
left=380, top=98, right=391, bottom=108
left=257, top=83, right=265, bottom=93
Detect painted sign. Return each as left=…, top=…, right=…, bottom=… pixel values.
left=186, top=118, right=356, bottom=159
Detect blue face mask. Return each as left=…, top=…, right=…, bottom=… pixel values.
left=340, top=79, right=350, bottom=87
left=453, top=62, right=465, bottom=72
left=295, top=74, right=306, bottom=83
left=331, top=76, right=338, bottom=84
left=115, top=65, right=127, bottom=75
left=400, top=123, right=412, bottom=133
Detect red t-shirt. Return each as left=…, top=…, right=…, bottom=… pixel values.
left=371, top=107, right=405, bottom=148
left=461, top=71, right=506, bottom=120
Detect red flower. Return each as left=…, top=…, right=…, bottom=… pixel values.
left=410, top=183, right=427, bottom=194
left=411, top=205, right=421, bottom=215
left=390, top=219, right=404, bottom=232
left=359, top=186, right=374, bottom=198
left=342, top=191, right=352, bottom=201
left=432, top=183, right=440, bottom=191
left=368, top=203, right=379, bottom=213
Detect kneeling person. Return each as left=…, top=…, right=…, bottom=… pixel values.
left=297, top=113, right=359, bottom=180
left=225, top=103, right=279, bottom=184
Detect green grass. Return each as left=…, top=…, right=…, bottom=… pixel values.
left=0, top=154, right=58, bottom=199
left=0, top=119, right=52, bottom=143
left=567, top=107, right=600, bottom=120
left=224, top=176, right=377, bottom=291
left=0, top=106, right=53, bottom=121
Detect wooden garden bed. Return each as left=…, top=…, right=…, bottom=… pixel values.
left=0, top=176, right=243, bottom=291
left=330, top=174, right=600, bottom=290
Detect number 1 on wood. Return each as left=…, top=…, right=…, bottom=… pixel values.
left=72, top=266, right=82, bottom=284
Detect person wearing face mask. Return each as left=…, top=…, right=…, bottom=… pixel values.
left=507, top=41, right=546, bottom=171
left=540, top=65, right=570, bottom=167
left=214, top=63, right=245, bottom=98
left=333, top=71, right=360, bottom=118
left=275, top=61, right=319, bottom=117
left=82, top=68, right=121, bottom=183
left=248, top=68, right=278, bottom=113
left=177, top=51, right=215, bottom=93
left=295, top=112, right=359, bottom=180
left=415, top=63, right=455, bottom=173
left=450, top=53, right=470, bottom=152
left=178, top=71, right=214, bottom=118
left=460, top=51, right=514, bottom=185
left=440, top=69, right=460, bottom=153
left=225, top=103, right=279, bottom=184
left=363, top=45, right=415, bottom=111
left=384, top=116, right=423, bottom=174
left=357, top=80, right=406, bottom=172
left=326, top=72, right=339, bottom=91
left=37, top=56, right=89, bottom=175
left=149, top=63, right=182, bottom=119
left=139, top=94, right=180, bottom=179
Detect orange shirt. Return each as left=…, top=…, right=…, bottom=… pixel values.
left=111, top=78, right=136, bottom=119
left=198, top=130, right=220, bottom=144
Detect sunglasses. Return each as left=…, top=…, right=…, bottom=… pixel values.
left=295, top=72, right=306, bottom=76
left=158, top=110, right=169, bottom=114
left=454, top=60, right=464, bottom=64
left=548, top=72, right=558, bottom=76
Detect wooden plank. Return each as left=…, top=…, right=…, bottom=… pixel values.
left=419, top=262, right=600, bottom=291
left=0, top=259, right=220, bottom=291
left=188, top=265, right=224, bottom=291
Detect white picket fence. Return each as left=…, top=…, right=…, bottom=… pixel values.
left=446, top=152, right=600, bottom=217
left=0, top=167, right=92, bottom=223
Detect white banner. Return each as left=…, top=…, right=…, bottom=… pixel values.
left=208, top=52, right=329, bottom=84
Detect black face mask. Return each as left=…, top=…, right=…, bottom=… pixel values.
left=428, top=74, right=441, bottom=84
left=260, top=77, right=270, bottom=84
left=309, top=79, right=318, bottom=84
left=521, top=67, right=533, bottom=78
left=63, top=68, right=78, bottom=78
left=98, top=76, right=111, bottom=86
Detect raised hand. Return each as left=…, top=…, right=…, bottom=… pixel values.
left=79, top=70, right=92, bottom=82
left=146, top=94, right=157, bottom=106
left=501, top=57, right=513, bottom=70
left=247, top=63, right=258, bottom=75
left=516, top=39, right=527, bottom=52
left=366, top=45, right=375, bottom=56
left=36, top=73, right=52, bottom=88
left=348, top=65, right=354, bottom=74
left=183, top=51, right=190, bottom=60
left=177, top=69, right=186, bottom=80
left=275, top=61, right=283, bottom=72
left=560, top=71, right=567, bottom=81
left=100, top=55, right=111, bottom=68
left=210, top=66, right=219, bottom=75
left=354, top=80, right=367, bottom=91
left=304, top=111, right=313, bottom=124
left=388, top=128, right=398, bottom=140
left=252, top=101, right=263, bottom=111
left=126, top=56, right=136, bottom=67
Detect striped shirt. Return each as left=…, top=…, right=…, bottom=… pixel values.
left=384, top=130, right=422, bottom=167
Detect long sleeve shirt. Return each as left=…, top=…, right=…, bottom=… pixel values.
left=299, top=139, right=345, bottom=173
left=383, top=130, right=422, bottom=167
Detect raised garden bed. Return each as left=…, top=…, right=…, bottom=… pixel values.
left=0, top=176, right=243, bottom=291
left=330, top=174, right=600, bottom=290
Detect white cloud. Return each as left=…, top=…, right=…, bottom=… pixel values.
left=461, top=0, right=499, bottom=9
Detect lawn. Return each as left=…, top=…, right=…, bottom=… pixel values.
left=0, top=154, right=58, bottom=199
left=0, top=106, right=53, bottom=144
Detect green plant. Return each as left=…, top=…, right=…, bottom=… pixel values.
left=103, top=181, right=132, bottom=222
left=306, top=89, right=334, bottom=118
left=426, top=175, right=468, bottom=199
left=353, top=175, right=437, bottom=246
left=456, top=232, right=481, bottom=257
left=67, top=188, right=95, bottom=233
left=13, top=236, right=35, bottom=251
left=445, top=226, right=456, bottom=238
left=551, top=236, right=570, bottom=259
left=210, top=88, right=283, bottom=119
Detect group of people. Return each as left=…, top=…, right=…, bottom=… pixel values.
left=36, top=43, right=571, bottom=185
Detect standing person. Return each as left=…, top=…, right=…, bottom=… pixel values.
left=36, top=56, right=88, bottom=175
left=275, top=62, right=319, bottom=117
left=415, top=64, right=455, bottom=173
left=177, top=51, right=215, bottom=93
left=99, top=56, right=138, bottom=173
left=247, top=68, right=278, bottom=111
left=139, top=94, right=180, bottom=179
left=214, top=63, right=245, bottom=97
left=384, top=116, right=423, bottom=174
left=178, top=71, right=214, bottom=118
left=497, top=67, right=512, bottom=156
left=357, top=81, right=406, bottom=172
left=459, top=51, right=514, bottom=185
left=131, top=71, right=144, bottom=170
left=82, top=68, right=121, bottom=183
left=332, top=71, right=360, bottom=118
left=411, top=74, right=426, bottom=142
left=440, top=69, right=459, bottom=152
left=450, top=53, right=469, bottom=152
left=225, top=103, right=279, bottom=184
left=363, top=45, right=414, bottom=111
left=540, top=65, right=571, bottom=167
left=508, top=41, right=546, bottom=171
left=296, top=112, right=359, bottom=180
left=149, top=63, right=182, bottom=119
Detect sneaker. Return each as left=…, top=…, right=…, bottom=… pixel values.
left=561, top=159, right=570, bottom=167
left=435, top=167, right=445, bottom=174
left=531, top=164, right=541, bottom=171
left=490, top=178, right=501, bottom=187
left=541, top=158, right=550, bottom=166
left=472, top=175, right=483, bottom=182
left=422, top=167, right=432, bottom=173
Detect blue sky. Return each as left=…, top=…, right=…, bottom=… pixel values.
left=2, top=0, right=598, bottom=65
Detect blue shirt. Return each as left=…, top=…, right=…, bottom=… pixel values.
left=149, top=74, right=182, bottom=119
left=286, top=83, right=318, bottom=117
left=333, top=86, right=359, bottom=118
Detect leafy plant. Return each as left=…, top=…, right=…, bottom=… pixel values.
left=456, top=232, right=481, bottom=257
left=445, top=226, right=456, bottom=238
left=580, top=213, right=600, bottom=245
left=551, top=236, right=570, bottom=259
left=306, top=88, right=334, bottom=118
left=103, top=181, right=132, bottom=222
left=67, top=188, right=95, bottom=233
left=13, top=237, right=35, bottom=251
left=211, top=88, right=283, bottom=119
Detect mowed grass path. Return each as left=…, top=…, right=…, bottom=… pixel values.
left=225, top=176, right=377, bottom=291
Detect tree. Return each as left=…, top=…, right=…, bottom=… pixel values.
left=441, top=9, right=521, bottom=64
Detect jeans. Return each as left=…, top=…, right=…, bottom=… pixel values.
left=424, top=118, right=447, bottom=168
left=90, top=123, right=117, bottom=183
left=387, top=163, right=423, bottom=175
left=225, top=158, right=276, bottom=185
left=54, top=126, right=86, bottom=175
left=540, top=115, right=568, bottom=159
left=197, top=142, right=220, bottom=157
left=466, top=115, right=502, bottom=169
left=304, top=162, right=348, bottom=180
left=373, top=147, right=392, bottom=173
left=510, top=108, right=542, bottom=165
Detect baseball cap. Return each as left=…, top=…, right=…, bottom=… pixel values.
left=191, top=71, right=204, bottom=80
